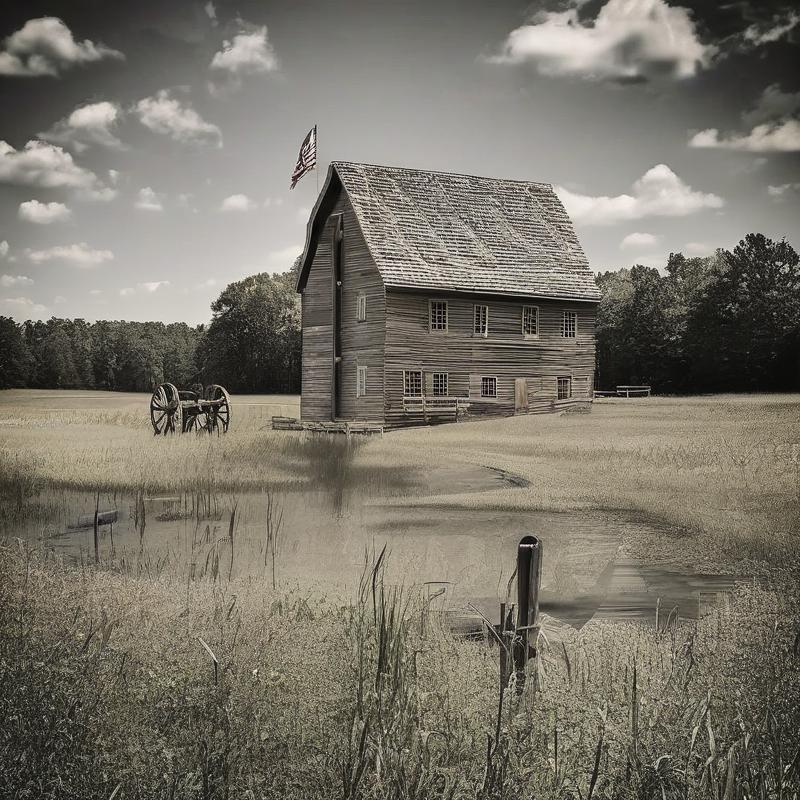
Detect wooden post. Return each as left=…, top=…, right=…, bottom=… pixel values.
left=514, top=536, right=542, bottom=693
left=93, top=492, right=100, bottom=565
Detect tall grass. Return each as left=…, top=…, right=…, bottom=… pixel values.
left=1, top=544, right=798, bottom=799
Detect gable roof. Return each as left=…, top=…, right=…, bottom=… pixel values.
left=297, top=161, right=600, bottom=302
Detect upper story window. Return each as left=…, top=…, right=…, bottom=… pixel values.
left=432, top=372, right=449, bottom=396
left=481, top=376, right=497, bottom=398
left=557, top=376, right=572, bottom=400
left=562, top=311, right=577, bottom=338
left=356, top=293, right=367, bottom=322
left=357, top=365, right=367, bottom=398
left=473, top=305, right=488, bottom=337
left=522, top=306, right=539, bottom=338
left=404, top=370, right=422, bottom=397
left=429, top=300, right=448, bottom=332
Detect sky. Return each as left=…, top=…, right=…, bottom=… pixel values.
left=0, top=0, right=798, bottom=325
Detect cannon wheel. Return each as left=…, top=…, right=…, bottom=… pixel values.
left=150, top=383, right=182, bottom=436
left=184, top=409, right=210, bottom=434
left=205, top=384, right=231, bottom=434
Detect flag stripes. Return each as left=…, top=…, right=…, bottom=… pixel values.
left=290, top=125, right=317, bottom=189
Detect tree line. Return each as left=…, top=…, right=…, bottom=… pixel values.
left=596, top=233, right=800, bottom=393
left=0, top=269, right=301, bottom=393
left=2, top=233, right=798, bottom=395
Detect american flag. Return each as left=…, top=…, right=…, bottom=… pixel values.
left=290, top=125, right=317, bottom=189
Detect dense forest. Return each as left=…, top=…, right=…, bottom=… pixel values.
left=0, top=269, right=300, bottom=393
left=1, top=233, right=798, bottom=395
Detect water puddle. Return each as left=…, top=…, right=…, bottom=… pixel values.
left=6, top=460, right=736, bottom=629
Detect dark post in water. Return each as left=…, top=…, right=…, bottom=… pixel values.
left=514, top=535, right=542, bottom=692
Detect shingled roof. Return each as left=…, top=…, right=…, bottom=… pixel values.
left=298, top=162, right=600, bottom=302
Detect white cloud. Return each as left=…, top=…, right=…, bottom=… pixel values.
left=205, top=2, right=218, bottom=25
left=685, top=242, right=714, bottom=256
left=620, top=232, right=658, bottom=249
left=134, top=187, right=164, bottom=212
left=689, top=84, right=800, bottom=153
left=89, top=289, right=102, bottom=296
left=138, top=281, right=170, bottom=293
left=119, top=287, right=135, bottom=297
left=1, top=274, right=34, bottom=288
left=0, top=17, right=123, bottom=77
left=53, top=295, right=66, bottom=304
left=1, top=296, right=48, bottom=319
left=490, top=0, right=713, bottom=82
left=196, top=278, right=218, bottom=289
left=135, top=90, right=222, bottom=147
left=19, top=199, right=71, bottom=224
left=768, top=182, right=800, bottom=198
left=555, top=164, right=724, bottom=226
left=0, top=240, right=8, bottom=259
left=689, top=120, right=800, bottom=153
left=0, top=140, right=114, bottom=201
left=39, top=100, right=125, bottom=153
left=742, top=11, right=799, bottom=47
left=267, top=244, right=303, bottom=270
left=220, top=193, right=256, bottom=212
left=28, top=242, right=114, bottom=268
left=210, top=25, right=277, bottom=77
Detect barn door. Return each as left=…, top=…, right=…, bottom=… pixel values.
left=515, top=378, right=528, bottom=413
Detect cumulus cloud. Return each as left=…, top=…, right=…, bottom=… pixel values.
left=0, top=240, right=9, bottom=259
left=684, top=242, right=715, bottom=256
left=490, top=0, right=714, bottom=82
left=0, top=296, right=48, bottom=319
left=211, top=25, right=277, bottom=76
left=741, top=10, right=799, bottom=47
left=205, top=2, right=218, bottom=25
left=620, top=232, right=658, bottom=249
left=768, top=182, right=800, bottom=198
left=220, top=193, right=256, bottom=211
left=690, top=83, right=800, bottom=153
left=0, top=17, right=123, bottom=77
left=0, top=139, right=116, bottom=201
left=1, top=274, right=34, bottom=287
left=119, top=287, right=135, bottom=297
left=139, top=281, right=170, bottom=293
left=39, top=101, right=125, bottom=153
left=28, top=242, right=114, bottom=267
left=135, top=90, right=222, bottom=147
left=555, top=164, right=724, bottom=226
left=135, top=187, right=164, bottom=212
left=19, top=199, right=71, bottom=224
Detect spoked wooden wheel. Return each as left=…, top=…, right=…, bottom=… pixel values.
left=184, top=410, right=210, bottom=434
left=204, top=384, right=231, bottom=434
left=150, top=383, right=182, bottom=436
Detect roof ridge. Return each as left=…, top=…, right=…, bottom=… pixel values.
left=331, top=160, right=554, bottom=188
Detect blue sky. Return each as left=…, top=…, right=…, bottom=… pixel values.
left=0, top=0, right=798, bottom=324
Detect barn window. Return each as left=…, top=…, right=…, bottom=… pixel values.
left=429, top=300, right=448, bottom=331
left=562, top=311, right=577, bottom=338
left=557, top=377, right=572, bottom=400
left=522, top=306, right=539, bottom=337
left=404, top=370, right=422, bottom=397
left=356, top=293, right=367, bottom=322
left=357, top=366, right=367, bottom=398
left=432, top=372, right=448, bottom=396
left=481, top=376, right=497, bottom=398
left=474, top=305, right=488, bottom=336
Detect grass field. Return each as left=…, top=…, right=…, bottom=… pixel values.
left=1, top=390, right=799, bottom=799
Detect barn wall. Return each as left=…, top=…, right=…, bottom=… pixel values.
left=300, top=188, right=385, bottom=422
left=383, top=290, right=597, bottom=427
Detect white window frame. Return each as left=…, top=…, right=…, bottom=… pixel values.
left=432, top=372, right=448, bottom=397
left=404, top=369, right=422, bottom=397
left=480, top=376, right=498, bottom=399
left=557, top=376, right=572, bottom=400
left=357, top=365, right=367, bottom=398
left=522, top=305, right=539, bottom=338
left=562, top=310, right=577, bottom=339
left=429, top=300, right=448, bottom=332
left=356, top=293, right=367, bottom=322
left=473, top=304, right=489, bottom=337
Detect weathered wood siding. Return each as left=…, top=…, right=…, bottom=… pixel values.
left=300, top=188, right=385, bottom=422
left=383, top=290, right=597, bottom=427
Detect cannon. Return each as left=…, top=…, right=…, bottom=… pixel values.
left=149, top=383, right=231, bottom=435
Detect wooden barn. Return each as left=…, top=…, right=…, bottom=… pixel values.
left=295, top=162, right=601, bottom=429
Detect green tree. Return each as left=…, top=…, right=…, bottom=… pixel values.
left=0, top=316, right=33, bottom=388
